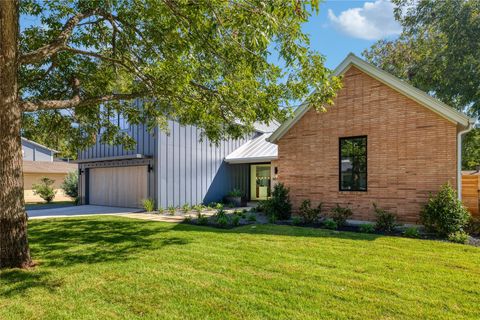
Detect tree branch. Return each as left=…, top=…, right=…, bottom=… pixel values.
left=20, top=9, right=98, bottom=65
left=21, top=92, right=145, bottom=112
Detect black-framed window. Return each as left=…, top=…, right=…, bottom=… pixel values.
left=339, top=136, right=367, bottom=191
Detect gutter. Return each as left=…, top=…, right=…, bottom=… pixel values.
left=457, top=119, right=477, bottom=200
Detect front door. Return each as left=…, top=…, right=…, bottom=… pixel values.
left=250, top=164, right=271, bottom=200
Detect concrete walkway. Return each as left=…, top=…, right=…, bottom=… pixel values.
left=28, top=205, right=143, bottom=219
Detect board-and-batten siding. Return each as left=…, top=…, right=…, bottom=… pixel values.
left=156, top=120, right=251, bottom=209
left=77, top=123, right=156, bottom=160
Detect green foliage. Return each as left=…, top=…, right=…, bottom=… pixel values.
left=182, top=203, right=190, bottom=213
left=216, top=215, right=229, bottom=228
left=247, top=214, right=257, bottom=222
left=167, top=206, right=176, bottom=216
left=466, top=218, right=480, bottom=236
left=404, top=227, right=420, bottom=239
left=227, top=188, right=243, bottom=197
left=215, top=203, right=224, bottom=210
left=61, top=171, right=78, bottom=204
left=183, top=216, right=192, bottom=223
left=292, top=216, right=302, bottom=226
left=142, top=198, right=155, bottom=212
left=19, top=1, right=341, bottom=156
left=448, top=231, right=469, bottom=244
left=420, top=184, right=471, bottom=236
left=359, top=224, right=375, bottom=234
left=373, top=203, right=397, bottom=233
left=192, top=205, right=203, bottom=214
left=329, top=204, right=353, bottom=227
left=262, top=183, right=292, bottom=220
left=363, top=1, right=480, bottom=169
left=197, top=214, right=209, bottom=226
left=231, top=215, right=240, bottom=227
left=268, top=214, right=277, bottom=224
left=158, top=207, right=164, bottom=215
left=32, top=177, right=56, bottom=203
left=298, top=200, right=322, bottom=224
left=323, top=219, right=338, bottom=230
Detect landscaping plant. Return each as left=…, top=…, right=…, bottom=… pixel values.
left=447, top=231, right=469, bottom=244
left=142, top=199, right=155, bottom=212
left=329, top=204, right=353, bottom=227
left=167, top=206, right=176, bottom=216
left=359, top=224, right=375, bottom=234
left=298, top=199, right=322, bottom=224
left=373, top=203, right=398, bottom=233
left=61, top=171, right=79, bottom=204
left=232, top=215, right=240, bottom=226
left=403, top=227, right=420, bottom=239
left=32, top=177, right=56, bottom=203
left=182, top=203, right=191, bottom=213
left=323, top=218, right=338, bottom=230
left=292, top=216, right=302, bottom=226
left=420, top=183, right=471, bottom=237
left=262, top=183, right=292, bottom=220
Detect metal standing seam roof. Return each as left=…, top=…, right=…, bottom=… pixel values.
left=225, top=133, right=278, bottom=164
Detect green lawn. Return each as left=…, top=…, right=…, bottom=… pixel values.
left=1, top=217, right=479, bottom=320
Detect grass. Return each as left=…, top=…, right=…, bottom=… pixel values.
left=1, top=217, right=480, bottom=319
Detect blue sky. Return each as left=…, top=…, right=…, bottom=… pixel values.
left=297, top=0, right=401, bottom=69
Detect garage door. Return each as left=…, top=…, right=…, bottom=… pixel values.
left=89, top=166, right=148, bottom=208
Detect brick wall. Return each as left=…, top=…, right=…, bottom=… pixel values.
left=276, top=66, right=458, bottom=223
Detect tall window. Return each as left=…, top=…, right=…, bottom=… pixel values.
left=339, top=136, right=367, bottom=191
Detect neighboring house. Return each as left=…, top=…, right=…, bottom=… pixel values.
left=22, top=138, right=77, bottom=203
left=78, top=53, right=475, bottom=224
left=268, top=54, right=475, bottom=223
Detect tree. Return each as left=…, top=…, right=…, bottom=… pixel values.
left=0, top=1, right=341, bottom=268
left=363, top=0, right=479, bottom=169
left=61, top=171, right=79, bottom=204
left=32, top=177, right=56, bottom=203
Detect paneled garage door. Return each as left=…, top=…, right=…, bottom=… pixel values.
left=89, top=166, right=148, bottom=208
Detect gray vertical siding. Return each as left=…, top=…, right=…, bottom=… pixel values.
left=156, top=120, right=252, bottom=208
left=21, top=139, right=54, bottom=162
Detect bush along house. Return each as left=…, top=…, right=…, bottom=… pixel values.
left=77, top=54, right=475, bottom=223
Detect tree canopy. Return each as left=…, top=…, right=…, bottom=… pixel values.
left=20, top=0, right=341, bottom=156
left=363, top=0, right=479, bottom=169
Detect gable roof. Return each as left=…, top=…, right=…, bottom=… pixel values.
left=268, top=53, right=475, bottom=144
left=21, top=137, right=59, bottom=154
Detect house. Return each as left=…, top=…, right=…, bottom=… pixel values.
left=78, top=54, right=475, bottom=224
left=22, top=138, right=77, bottom=202
left=268, top=54, right=475, bottom=223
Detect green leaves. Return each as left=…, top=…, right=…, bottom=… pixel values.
left=20, top=0, right=341, bottom=154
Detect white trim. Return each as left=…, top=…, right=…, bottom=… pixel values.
left=268, top=53, right=474, bottom=144
left=224, top=156, right=277, bottom=164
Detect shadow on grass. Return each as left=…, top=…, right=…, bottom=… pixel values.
left=171, top=221, right=382, bottom=241
left=0, top=269, right=62, bottom=297
left=26, top=217, right=187, bottom=268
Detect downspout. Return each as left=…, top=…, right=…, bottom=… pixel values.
left=457, top=119, right=476, bottom=200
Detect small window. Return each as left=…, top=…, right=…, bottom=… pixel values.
left=339, top=136, right=367, bottom=191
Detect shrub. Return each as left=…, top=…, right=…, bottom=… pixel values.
left=215, top=203, right=224, bottom=210
left=182, top=203, right=190, bottom=213
left=268, top=214, right=276, bottom=224
left=216, top=215, right=229, bottom=228
left=167, top=206, right=176, bottom=215
left=158, top=207, right=164, bottom=215
left=404, top=227, right=420, bottom=238
left=61, top=171, right=78, bottom=204
left=192, top=205, right=203, bottom=214
left=215, top=208, right=227, bottom=219
left=232, top=215, right=240, bottom=226
left=32, top=177, right=56, bottom=203
left=373, top=203, right=397, bottom=233
left=183, top=216, right=192, bottom=223
left=197, top=213, right=209, bottom=225
left=248, top=213, right=257, bottom=222
left=448, top=231, right=469, bottom=244
left=329, top=204, right=352, bottom=227
left=298, top=199, right=322, bottom=224
left=262, top=183, right=292, bottom=220
left=323, top=218, right=338, bottom=230
left=420, top=183, right=471, bottom=236
left=359, top=224, right=375, bottom=233
left=292, top=216, right=302, bottom=226
left=142, top=198, right=155, bottom=212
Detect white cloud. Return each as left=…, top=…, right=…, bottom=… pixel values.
left=327, top=0, right=401, bottom=40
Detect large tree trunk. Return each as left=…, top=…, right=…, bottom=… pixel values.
left=0, top=0, right=32, bottom=269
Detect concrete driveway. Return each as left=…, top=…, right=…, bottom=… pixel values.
left=28, top=205, right=143, bottom=219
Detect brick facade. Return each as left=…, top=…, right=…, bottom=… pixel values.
left=276, top=66, right=458, bottom=223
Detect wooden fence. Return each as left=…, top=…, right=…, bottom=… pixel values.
left=462, top=173, right=480, bottom=217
